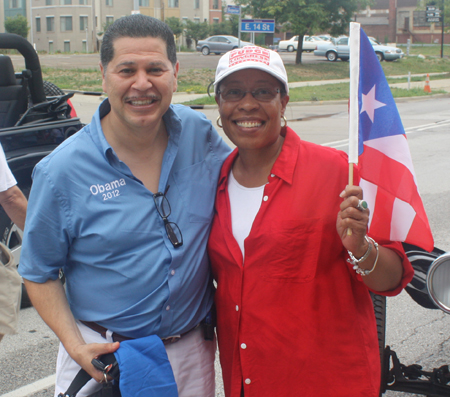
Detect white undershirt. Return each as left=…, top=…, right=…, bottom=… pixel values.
left=228, top=170, right=265, bottom=260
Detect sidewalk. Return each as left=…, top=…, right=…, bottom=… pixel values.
left=71, top=73, right=450, bottom=107
left=170, top=73, right=450, bottom=104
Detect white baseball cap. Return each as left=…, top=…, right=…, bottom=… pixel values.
left=214, top=46, right=289, bottom=94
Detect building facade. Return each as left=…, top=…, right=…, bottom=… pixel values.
left=1, top=0, right=27, bottom=33
left=356, top=0, right=449, bottom=44
left=26, top=0, right=134, bottom=53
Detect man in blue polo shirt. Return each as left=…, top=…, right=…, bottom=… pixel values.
left=19, top=14, right=230, bottom=397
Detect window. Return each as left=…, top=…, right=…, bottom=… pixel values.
left=193, top=17, right=200, bottom=23
left=212, top=0, right=219, bottom=10
left=213, top=18, right=219, bottom=24
left=11, top=0, right=19, bottom=8
left=82, top=40, right=87, bottom=53
left=413, top=11, right=431, bottom=27
left=80, top=16, right=88, bottom=31
left=106, top=0, right=113, bottom=6
left=182, top=17, right=188, bottom=24
left=194, top=0, right=199, bottom=9
left=139, top=0, right=149, bottom=6
left=168, top=0, right=178, bottom=7
left=36, top=17, right=41, bottom=32
left=106, top=16, right=114, bottom=25
left=46, top=16, right=55, bottom=32
left=61, top=0, right=72, bottom=4
left=49, top=41, right=54, bottom=53
left=61, top=16, right=73, bottom=31
left=46, top=0, right=55, bottom=4
left=79, top=0, right=87, bottom=4
left=64, top=41, right=71, bottom=53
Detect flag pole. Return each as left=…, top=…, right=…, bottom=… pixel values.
left=347, top=22, right=361, bottom=236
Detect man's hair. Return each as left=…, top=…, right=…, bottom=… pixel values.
left=100, top=14, right=177, bottom=70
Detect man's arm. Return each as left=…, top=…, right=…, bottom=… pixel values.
left=23, top=278, right=119, bottom=382
left=0, top=185, right=27, bottom=231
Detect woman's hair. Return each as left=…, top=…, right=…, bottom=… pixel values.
left=100, top=14, right=177, bottom=71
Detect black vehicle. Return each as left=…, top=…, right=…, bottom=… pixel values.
left=375, top=243, right=450, bottom=396
left=0, top=33, right=84, bottom=307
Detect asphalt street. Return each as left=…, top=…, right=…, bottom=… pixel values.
left=1, top=96, right=449, bottom=397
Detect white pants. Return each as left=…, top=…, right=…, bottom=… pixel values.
left=54, top=321, right=216, bottom=397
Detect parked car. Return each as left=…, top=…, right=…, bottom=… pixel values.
left=0, top=33, right=84, bottom=308
left=314, top=36, right=404, bottom=62
left=196, top=35, right=252, bottom=56
left=278, top=35, right=323, bottom=52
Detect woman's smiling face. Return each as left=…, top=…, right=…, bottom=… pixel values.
left=216, top=69, right=289, bottom=151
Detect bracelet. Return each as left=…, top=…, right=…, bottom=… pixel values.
left=347, top=236, right=379, bottom=276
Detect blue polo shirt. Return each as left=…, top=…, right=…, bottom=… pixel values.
left=19, top=100, right=231, bottom=338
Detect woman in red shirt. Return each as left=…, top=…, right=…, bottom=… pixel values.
left=207, top=46, right=414, bottom=397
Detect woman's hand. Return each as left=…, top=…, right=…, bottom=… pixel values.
left=336, top=185, right=404, bottom=291
left=336, top=185, right=369, bottom=257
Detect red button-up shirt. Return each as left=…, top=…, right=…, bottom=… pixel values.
left=208, top=127, right=414, bottom=397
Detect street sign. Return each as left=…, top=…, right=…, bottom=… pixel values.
left=241, top=19, right=275, bottom=33
left=426, top=5, right=441, bottom=22
left=226, top=5, right=241, bottom=15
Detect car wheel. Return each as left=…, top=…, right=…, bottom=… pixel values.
left=340, top=57, right=349, bottom=62
left=287, top=45, right=295, bottom=52
left=376, top=52, right=384, bottom=62
left=201, top=47, right=210, bottom=56
left=371, top=292, right=387, bottom=395
left=0, top=185, right=31, bottom=308
left=43, top=80, right=65, bottom=96
left=326, top=51, right=337, bottom=62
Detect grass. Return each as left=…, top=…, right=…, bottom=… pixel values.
left=183, top=83, right=445, bottom=106
left=397, top=44, right=450, bottom=57
left=23, top=55, right=449, bottom=103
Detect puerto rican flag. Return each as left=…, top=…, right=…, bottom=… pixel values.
left=348, top=23, right=434, bottom=252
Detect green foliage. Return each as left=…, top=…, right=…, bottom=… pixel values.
left=236, top=0, right=370, bottom=64
left=165, top=17, right=183, bottom=37
left=185, top=20, right=210, bottom=44
left=4, top=15, right=29, bottom=38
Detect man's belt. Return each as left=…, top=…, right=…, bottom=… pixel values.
left=80, top=320, right=199, bottom=344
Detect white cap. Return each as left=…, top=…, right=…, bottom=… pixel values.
left=214, top=46, right=289, bottom=94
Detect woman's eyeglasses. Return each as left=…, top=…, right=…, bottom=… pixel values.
left=218, top=87, right=280, bottom=102
left=153, top=185, right=183, bottom=248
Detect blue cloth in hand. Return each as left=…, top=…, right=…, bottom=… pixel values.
left=114, top=335, right=178, bottom=397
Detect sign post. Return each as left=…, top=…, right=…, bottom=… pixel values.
left=226, top=5, right=242, bottom=48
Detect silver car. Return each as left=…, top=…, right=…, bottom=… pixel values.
left=314, top=36, right=404, bottom=62
left=196, top=35, right=252, bottom=56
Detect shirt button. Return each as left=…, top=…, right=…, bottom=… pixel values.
left=241, top=343, right=247, bottom=349
left=245, top=378, right=251, bottom=385
left=263, top=196, right=268, bottom=201
left=236, top=305, right=239, bottom=311
left=170, top=269, right=175, bottom=276
left=166, top=305, right=170, bottom=311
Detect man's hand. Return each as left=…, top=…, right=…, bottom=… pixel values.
left=69, top=341, right=120, bottom=382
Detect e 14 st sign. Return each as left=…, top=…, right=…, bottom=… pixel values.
left=241, top=19, right=275, bottom=33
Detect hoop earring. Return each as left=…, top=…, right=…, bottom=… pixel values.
left=281, top=115, right=287, bottom=128
left=216, top=116, right=223, bottom=128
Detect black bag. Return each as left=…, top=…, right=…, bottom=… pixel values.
left=58, top=354, right=121, bottom=397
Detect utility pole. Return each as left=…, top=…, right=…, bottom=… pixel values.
left=29, top=0, right=34, bottom=47
left=441, top=0, right=445, bottom=58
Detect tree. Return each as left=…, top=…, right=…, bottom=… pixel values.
left=185, top=20, right=210, bottom=48
left=4, top=14, right=29, bottom=39
left=165, top=17, right=184, bottom=51
left=237, top=0, right=370, bottom=64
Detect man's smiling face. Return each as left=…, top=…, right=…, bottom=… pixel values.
left=100, top=36, right=179, bottom=132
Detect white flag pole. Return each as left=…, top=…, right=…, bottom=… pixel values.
left=347, top=22, right=361, bottom=235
